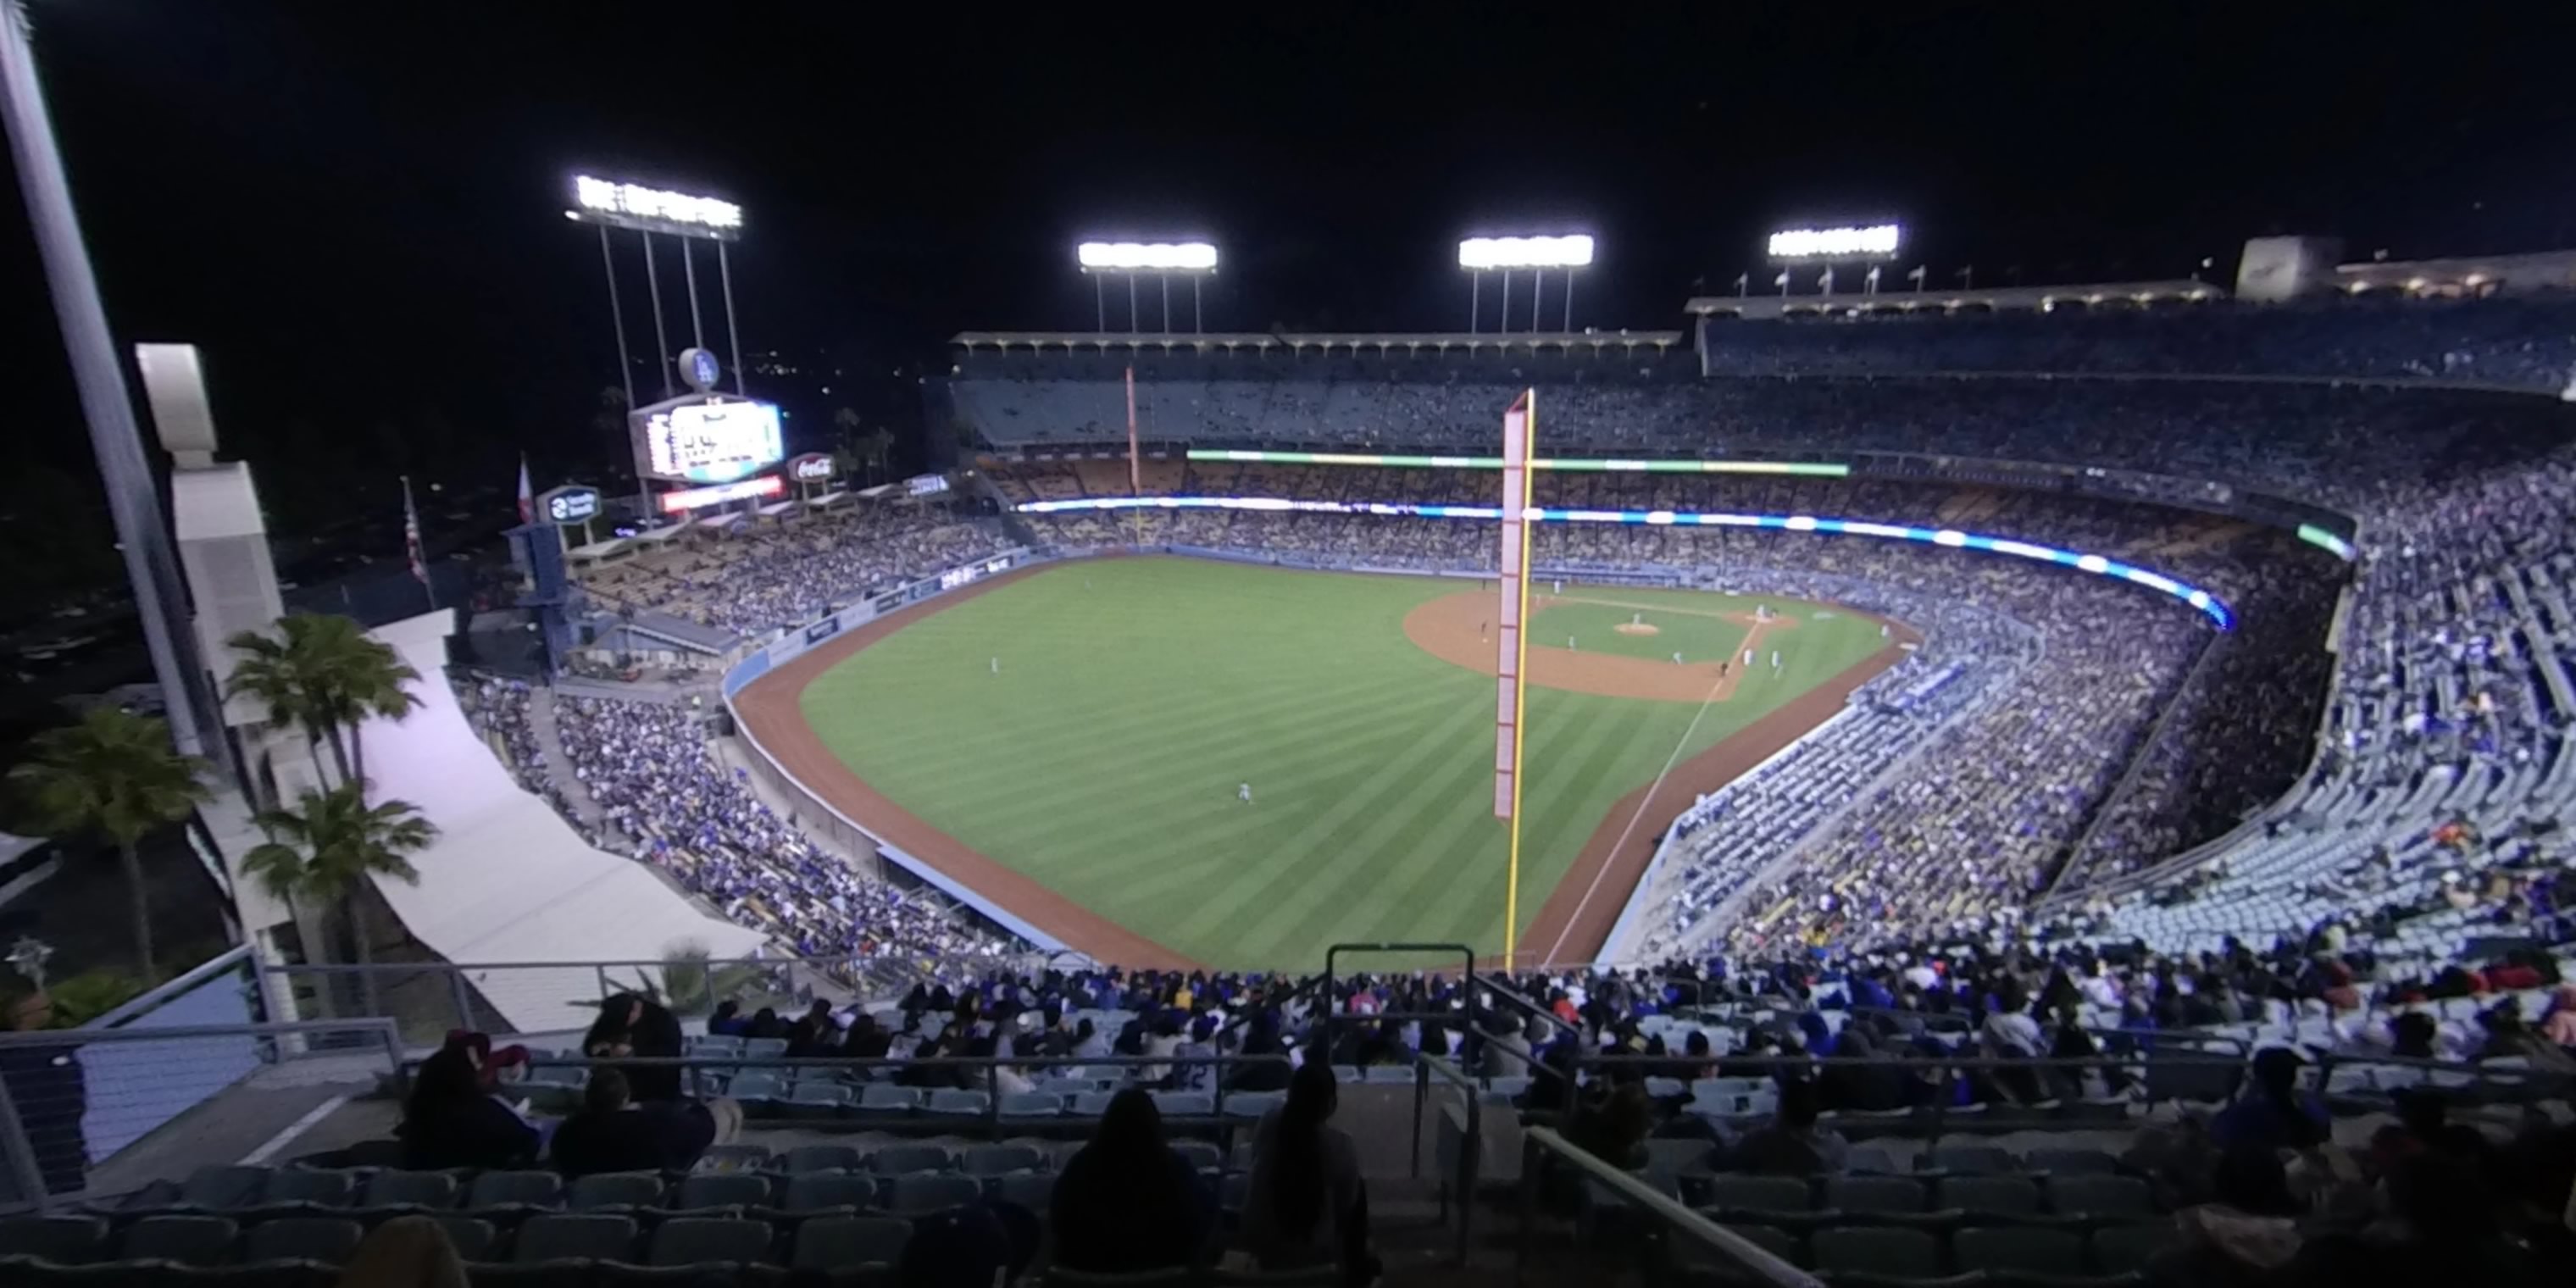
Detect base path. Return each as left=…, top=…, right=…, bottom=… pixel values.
left=733, top=558, right=1204, bottom=970
left=1514, top=610, right=1923, bottom=968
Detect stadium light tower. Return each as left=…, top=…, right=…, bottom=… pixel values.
left=1765, top=223, right=1903, bottom=295
left=1077, top=242, right=1218, bottom=335
left=1459, top=235, right=1594, bottom=334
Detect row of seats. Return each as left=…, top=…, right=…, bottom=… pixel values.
left=1690, top=1219, right=2174, bottom=1285
left=1689, top=1173, right=2164, bottom=1224
left=3, top=1211, right=912, bottom=1281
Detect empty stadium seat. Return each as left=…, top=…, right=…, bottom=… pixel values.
left=882, top=1174, right=982, bottom=1217
left=514, top=1213, right=638, bottom=1263
left=120, top=1215, right=239, bottom=1265
left=567, top=1174, right=664, bottom=1212
left=777, top=1173, right=875, bottom=1214
left=1824, top=1176, right=1929, bottom=1215
left=785, top=1146, right=864, bottom=1174
left=1954, top=1225, right=2087, bottom=1277
left=994, top=1172, right=1055, bottom=1212
left=362, top=1170, right=460, bottom=1210
left=1923, top=1145, right=2016, bottom=1175
left=1812, top=1226, right=1941, bottom=1278
left=242, top=1218, right=364, bottom=1266
left=792, top=1216, right=911, bottom=1274
left=866, top=1145, right=951, bottom=1177
left=645, top=1217, right=772, bottom=1266
left=2023, top=1148, right=2119, bottom=1176
left=465, top=1171, right=564, bottom=1211
left=0, top=1215, right=108, bottom=1264
left=1702, top=1175, right=1813, bottom=1217
left=962, top=1145, right=1044, bottom=1177
left=1938, top=1175, right=2043, bottom=1217
left=430, top=1216, right=497, bottom=1262
left=924, top=1089, right=990, bottom=1117
left=2045, top=1174, right=2155, bottom=1219
left=670, top=1174, right=772, bottom=1211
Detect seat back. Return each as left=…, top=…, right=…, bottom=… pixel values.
left=785, top=1145, right=864, bottom=1174
left=792, top=1217, right=912, bottom=1271
left=962, top=1145, right=1044, bottom=1177
left=925, top=1089, right=990, bottom=1116
left=868, top=1144, right=952, bottom=1176
left=242, top=1217, right=365, bottom=1265
left=180, top=1166, right=271, bottom=1211
left=465, top=1170, right=564, bottom=1210
left=1170, top=1141, right=1223, bottom=1174
left=997, top=1172, right=1055, bottom=1210
left=362, top=1170, right=459, bottom=1210
left=2046, top=1174, right=2154, bottom=1219
left=428, top=1216, right=497, bottom=1262
left=1824, top=1175, right=1927, bottom=1213
left=261, top=1169, right=355, bottom=1208
left=1924, top=1145, right=2016, bottom=1175
left=514, top=1213, right=639, bottom=1263
left=121, top=1215, right=240, bottom=1265
left=1954, top=1225, right=2087, bottom=1276
left=567, top=1173, right=665, bottom=1211
left=1704, top=1175, right=1811, bottom=1214
left=0, top=1215, right=109, bottom=1264
left=1812, top=1226, right=1940, bottom=1277
left=780, top=1173, right=875, bottom=1213
left=885, top=1174, right=984, bottom=1216
left=672, top=1174, right=772, bottom=1210
left=2024, top=1148, right=2118, bottom=1176
left=645, top=1217, right=772, bottom=1267
left=1939, top=1175, right=2041, bottom=1216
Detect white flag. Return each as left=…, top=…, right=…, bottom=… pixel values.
left=1818, top=266, right=1835, bottom=293
left=1773, top=270, right=1790, bottom=288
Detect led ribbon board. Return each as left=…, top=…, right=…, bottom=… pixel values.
left=1186, top=449, right=1849, bottom=476
left=1016, top=494, right=2235, bottom=628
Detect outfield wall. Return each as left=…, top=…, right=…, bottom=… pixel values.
left=723, top=547, right=1077, bottom=954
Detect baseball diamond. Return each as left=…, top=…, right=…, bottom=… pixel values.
left=734, top=554, right=1909, bottom=969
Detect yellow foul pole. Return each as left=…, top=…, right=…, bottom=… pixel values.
left=1501, top=389, right=1537, bottom=967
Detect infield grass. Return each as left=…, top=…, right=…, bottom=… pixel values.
left=798, top=557, right=1886, bottom=969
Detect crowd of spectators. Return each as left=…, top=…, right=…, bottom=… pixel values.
left=551, top=692, right=1017, bottom=969
left=580, top=501, right=1017, bottom=641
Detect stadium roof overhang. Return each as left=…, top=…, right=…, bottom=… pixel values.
left=950, top=330, right=1686, bottom=355
left=1685, top=280, right=2226, bottom=320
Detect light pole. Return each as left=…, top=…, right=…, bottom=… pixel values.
left=1078, top=242, right=1219, bottom=334
left=1, top=0, right=221, bottom=765
left=1459, top=235, right=1595, bottom=334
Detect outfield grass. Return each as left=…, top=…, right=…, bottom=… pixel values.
left=797, top=557, right=1887, bottom=968
left=1529, top=597, right=1752, bottom=664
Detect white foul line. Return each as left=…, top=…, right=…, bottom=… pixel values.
left=238, top=1093, right=350, bottom=1165
left=1540, top=669, right=1731, bottom=965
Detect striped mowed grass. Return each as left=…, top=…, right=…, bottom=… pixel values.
left=797, top=557, right=1885, bottom=968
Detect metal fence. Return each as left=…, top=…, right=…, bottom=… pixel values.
left=258, top=958, right=825, bottom=1049
left=0, top=1019, right=404, bottom=1213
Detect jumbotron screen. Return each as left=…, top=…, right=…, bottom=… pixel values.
left=635, top=398, right=785, bottom=484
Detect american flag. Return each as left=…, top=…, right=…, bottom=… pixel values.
left=402, top=476, right=429, bottom=586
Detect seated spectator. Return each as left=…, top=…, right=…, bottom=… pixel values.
left=786, top=1001, right=840, bottom=1058
left=1562, top=1076, right=1655, bottom=1173
left=2211, top=1048, right=2329, bottom=1154
left=2277, top=1152, right=2545, bottom=1287
left=705, top=1000, right=747, bottom=1037
left=2542, top=985, right=2576, bottom=1049
left=397, top=1036, right=537, bottom=1170
left=1725, top=1078, right=1850, bottom=1176
left=1049, top=1089, right=1213, bottom=1274
left=2151, top=1145, right=2307, bottom=1288
left=547, top=1068, right=721, bottom=1176
left=1243, top=1061, right=1376, bottom=1283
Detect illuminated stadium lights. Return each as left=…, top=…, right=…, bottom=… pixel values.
left=1012, top=494, right=2235, bottom=627
left=1460, top=235, right=1595, bottom=334
left=1077, top=242, right=1218, bottom=334
left=571, top=175, right=743, bottom=237
left=1076, top=242, right=1219, bottom=271
left=1457, top=236, right=1595, bottom=269
left=1184, top=448, right=1848, bottom=476
left=1768, top=223, right=1903, bottom=261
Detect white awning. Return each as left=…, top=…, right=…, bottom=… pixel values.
left=354, top=613, right=767, bottom=1033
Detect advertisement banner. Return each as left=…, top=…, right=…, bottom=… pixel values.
left=803, top=615, right=842, bottom=645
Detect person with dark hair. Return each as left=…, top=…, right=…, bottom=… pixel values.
left=2212, top=1048, right=2328, bottom=1153
left=2277, top=1152, right=2544, bottom=1288
left=786, top=1000, right=841, bottom=1058
left=397, top=1038, right=537, bottom=1170
left=844, top=1013, right=891, bottom=1061
left=1725, top=1078, right=1850, bottom=1175
left=1243, top=1061, right=1375, bottom=1282
left=548, top=1067, right=719, bottom=1176
left=706, top=1000, right=747, bottom=1037
left=1048, top=1089, right=1213, bottom=1273
left=1230, top=1013, right=1292, bottom=1092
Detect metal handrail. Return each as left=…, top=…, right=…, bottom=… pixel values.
left=1416, top=1052, right=1483, bottom=1267
left=1518, top=1124, right=1821, bottom=1288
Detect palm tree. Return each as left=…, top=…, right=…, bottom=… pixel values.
left=226, top=613, right=421, bottom=791
left=242, top=784, right=437, bottom=1019
left=8, top=707, right=214, bottom=979
left=861, top=428, right=897, bottom=483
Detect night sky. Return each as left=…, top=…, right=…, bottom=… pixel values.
left=3, top=0, right=2573, bottom=536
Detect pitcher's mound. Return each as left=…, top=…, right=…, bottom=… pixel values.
left=1613, top=622, right=1661, bottom=636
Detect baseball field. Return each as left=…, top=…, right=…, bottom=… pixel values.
left=736, top=556, right=1913, bottom=969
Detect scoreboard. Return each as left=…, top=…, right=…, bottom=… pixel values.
left=631, top=397, right=785, bottom=485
